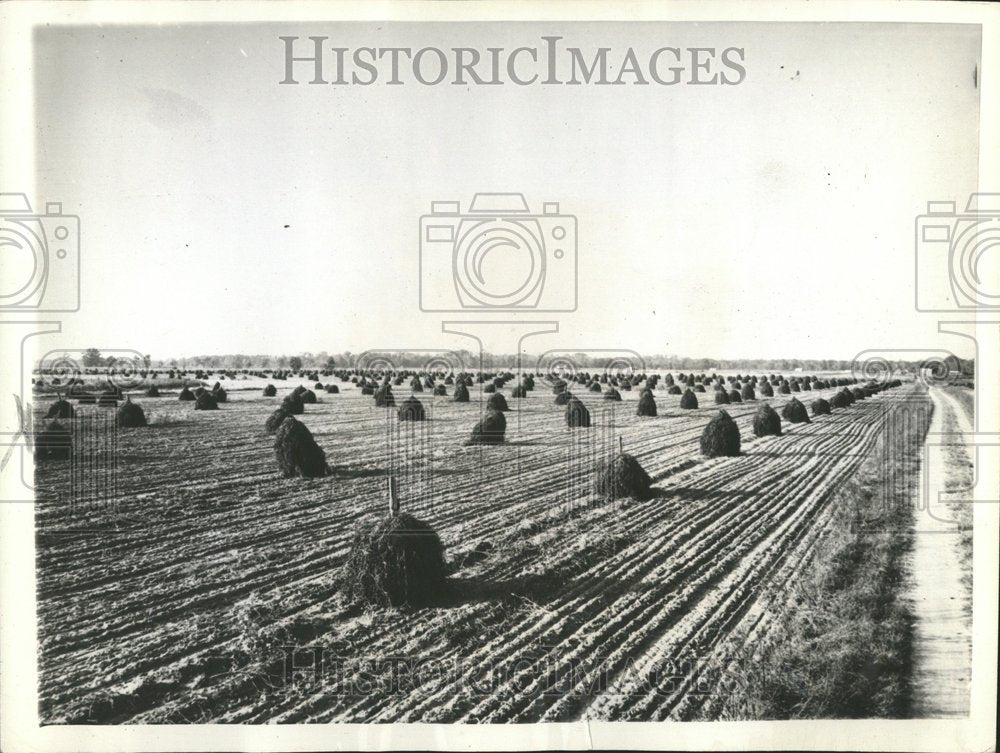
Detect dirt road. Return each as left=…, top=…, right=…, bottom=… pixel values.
left=906, top=387, right=973, bottom=717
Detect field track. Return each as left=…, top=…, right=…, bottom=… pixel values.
left=33, top=379, right=925, bottom=723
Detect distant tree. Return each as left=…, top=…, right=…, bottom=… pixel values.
left=143, top=354, right=152, bottom=369
left=82, top=348, right=103, bottom=367
left=289, top=356, right=303, bottom=372
left=325, top=356, right=336, bottom=369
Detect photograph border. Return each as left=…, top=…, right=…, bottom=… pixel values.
left=1, top=1, right=997, bottom=751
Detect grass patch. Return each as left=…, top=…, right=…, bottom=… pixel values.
left=939, top=387, right=974, bottom=603
left=944, top=385, right=974, bottom=424
left=722, top=387, right=931, bottom=719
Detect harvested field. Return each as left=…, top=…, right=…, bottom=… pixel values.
left=32, top=377, right=938, bottom=723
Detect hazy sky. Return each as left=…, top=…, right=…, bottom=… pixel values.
left=30, top=22, right=981, bottom=361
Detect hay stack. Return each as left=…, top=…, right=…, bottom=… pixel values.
left=511, top=384, right=527, bottom=398
left=667, top=384, right=682, bottom=395
left=34, top=421, right=71, bottom=462
left=594, top=452, right=652, bottom=500
left=433, top=384, right=447, bottom=396
left=728, top=389, right=743, bottom=404
left=398, top=396, right=426, bottom=421
left=680, top=388, right=699, bottom=409
left=301, top=389, right=317, bottom=404
left=588, top=382, right=602, bottom=393
left=604, top=387, right=622, bottom=401
left=265, top=407, right=290, bottom=434
left=374, top=384, right=395, bottom=407
left=410, top=377, right=424, bottom=393
left=116, top=396, right=147, bottom=428
left=282, top=392, right=305, bottom=414
left=700, top=410, right=741, bottom=458
left=714, top=390, right=731, bottom=405
left=566, top=397, right=591, bottom=428
left=274, top=416, right=329, bottom=477
left=213, top=386, right=228, bottom=403
left=468, top=409, right=506, bottom=444
left=759, top=382, right=774, bottom=397
left=326, top=384, right=340, bottom=394
left=453, top=382, right=470, bottom=402
left=741, top=383, right=756, bottom=401
left=263, top=383, right=277, bottom=397
left=851, top=387, right=867, bottom=401
left=781, top=397, right=810, bottom=423
left=145, top=385, right=161, bottom=398
left=752, top=403, right=782, bottom=437
left=46, top=396, right=74, bottom=419
left=694, top=384, right=706, bottom=393
left=811, top=398, right=832, bottom=416
left=831, top=389, right=852, bottom=408
left=778, top=382, right=791, bottom=395
left=637, top=390, right=657, bottom=417
left=195, top=392, right=219, bottom=410
left=487, top=393, right=509, bottom=412
left=341, top=512, right=446, bottom=607
left=554, top=391, right=572, bottom=406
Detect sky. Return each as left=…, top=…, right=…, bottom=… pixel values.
left=27, top=21, right=981, bottom=361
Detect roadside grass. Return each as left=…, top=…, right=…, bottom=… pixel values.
left=945, top=384, right=974, bottom=424
left=940, top=386, right=974, bottom=604
left=722, top=387, right=931, bottom=719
